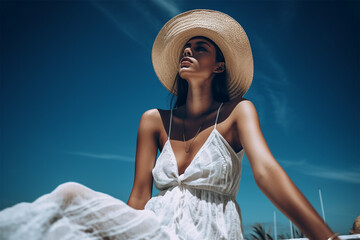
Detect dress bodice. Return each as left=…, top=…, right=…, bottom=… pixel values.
left=145, top=103, right=245, bottom=240
left=152, top=128, right=244, bottom=198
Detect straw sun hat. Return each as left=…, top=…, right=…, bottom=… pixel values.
left=152, top=9, right=253, bottom=99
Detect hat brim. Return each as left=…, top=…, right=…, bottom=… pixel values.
left=152, top=9, right=253, bottom=99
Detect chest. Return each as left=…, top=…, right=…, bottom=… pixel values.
left=165, top=124, right=240, bottom=176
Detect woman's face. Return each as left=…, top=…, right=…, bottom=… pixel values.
left=178, top=37, right=224, bottom=83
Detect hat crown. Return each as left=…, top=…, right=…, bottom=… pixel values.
left=152, top=9, right=253, bottom=99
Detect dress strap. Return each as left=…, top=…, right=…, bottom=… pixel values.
left=168, top=109, right=173, bottom=140
left=214, top=102, right=224, bottom=129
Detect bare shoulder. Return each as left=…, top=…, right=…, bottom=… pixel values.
left=139, top=108, right=163, bottom=134
left=226, top=97, right=258, bottom=120
left=222, top=98, right=261, bottom=148
left=141, top=108, right=161, bottom=121
left=232, top=98, right=257, bottom=118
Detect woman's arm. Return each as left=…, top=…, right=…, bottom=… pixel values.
left=234, top=100, right=338, bottom=240
left=127, top=109, right=160, bottom=210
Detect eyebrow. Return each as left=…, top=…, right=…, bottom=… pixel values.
left=195, top=41, right=211, bottom=47
left=184, top=41, right=211, bottom=48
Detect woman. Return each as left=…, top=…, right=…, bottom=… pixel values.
left=0, top=9, right=338, bottom=240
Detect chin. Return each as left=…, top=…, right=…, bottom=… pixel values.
left=179, top=67, right=196, bottom=77
left=178, top=70, right=190, bottom=80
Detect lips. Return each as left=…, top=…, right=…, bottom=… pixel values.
left=180, top=57, right=193, bottom=67
left=180, top=57, right=193, bottom=64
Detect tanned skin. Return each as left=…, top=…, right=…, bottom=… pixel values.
left=127, top=37, right=339, bottom=240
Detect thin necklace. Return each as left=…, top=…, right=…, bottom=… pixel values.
left=182, top=111, right=208, bottom=154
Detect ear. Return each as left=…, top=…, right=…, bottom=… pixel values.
left=213, top=62, right=225, bottom=73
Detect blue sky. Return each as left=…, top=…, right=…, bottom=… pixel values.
left=1, top=0, right=359, bottom=237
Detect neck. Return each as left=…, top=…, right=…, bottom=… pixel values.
left=184, top=80, right=216, bottom=118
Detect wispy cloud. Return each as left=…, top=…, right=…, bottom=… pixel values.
left=251, top=2, right=301, bottom=130
left=127, top=0, right=181, bottom=30
left=64, top=151, right=134, bottom=163
left=91, top=1, right=149, bottom=49
left=91, top=0, right=181, bottom=50
left=252, top=35, right=293, bottom=129
left=150, top=0, right=181, bottom=17
left=278, top=159, right=360, bottom=184
left=304, top=166, right=360, bottom=184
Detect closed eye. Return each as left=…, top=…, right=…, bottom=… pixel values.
left=195, top=46, right=207, bottom=52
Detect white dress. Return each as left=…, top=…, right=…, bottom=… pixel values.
left=0, top=103, right=245, bottom=240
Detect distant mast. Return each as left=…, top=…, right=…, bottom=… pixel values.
left=289, top=220, right=294, bottom=238
left=273, top=211, right=277, bottom=240
left=318, top=187, right=326, bottom=222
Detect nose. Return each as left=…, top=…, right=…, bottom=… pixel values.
left=183, top=47, right=192, bottom=57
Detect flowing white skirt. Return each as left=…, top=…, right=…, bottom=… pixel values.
left=0, top=182, right=175, bottom=240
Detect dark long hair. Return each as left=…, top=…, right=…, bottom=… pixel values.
left=170, top=37, right=229, bottom=108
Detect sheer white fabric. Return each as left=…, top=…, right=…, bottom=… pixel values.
left=0, top=182, right=174, bottom=240
left=146, top=128, right=244, bottom=240
left=0, top=105, right=245, bottom=239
